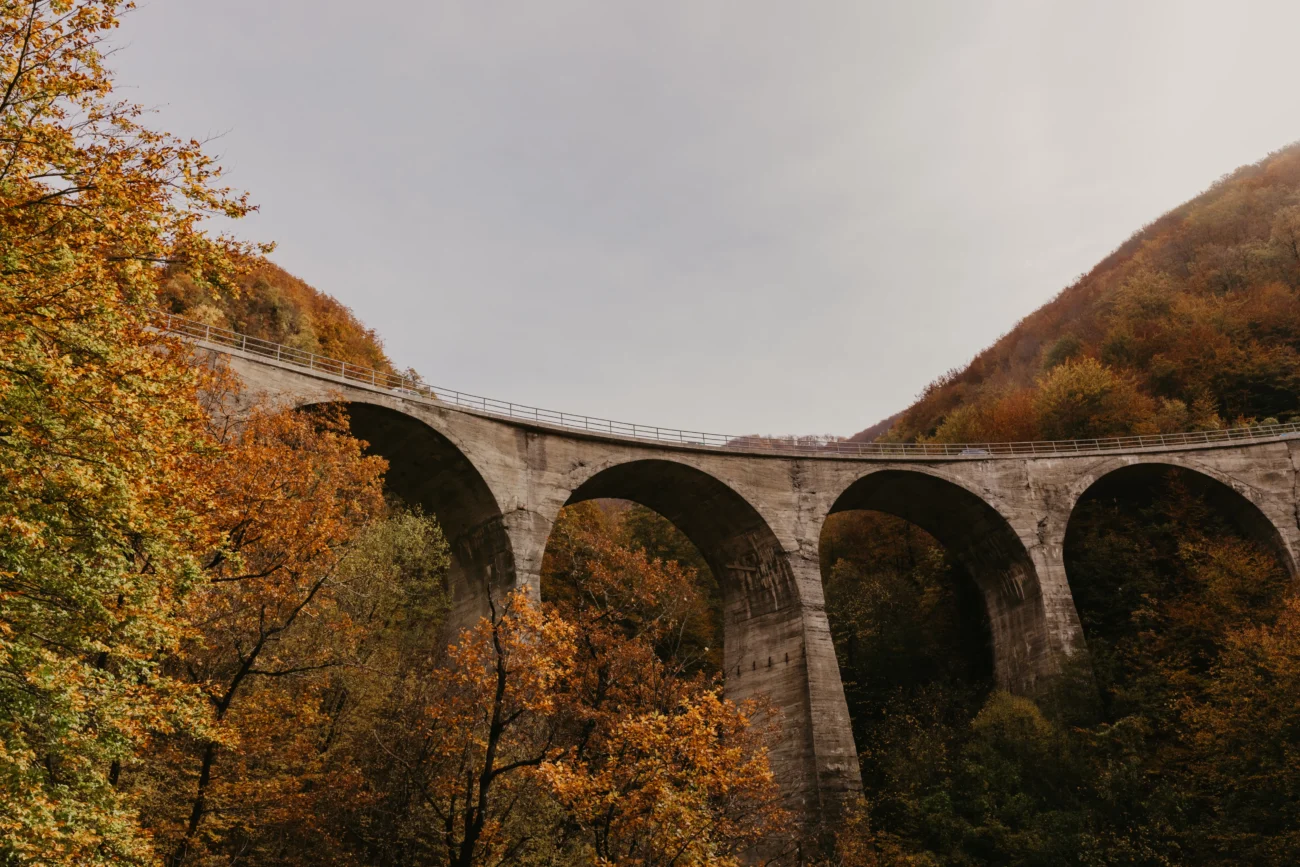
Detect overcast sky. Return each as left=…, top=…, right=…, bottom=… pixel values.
left=112, top=1, right=1300, bottom=437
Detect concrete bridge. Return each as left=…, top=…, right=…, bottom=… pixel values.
left=171, top=315, right=1300, bottom=829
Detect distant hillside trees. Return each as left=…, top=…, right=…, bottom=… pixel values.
left=158, top=260, right=396, bottom=375
left=872, top=144, right=1300, bottom=445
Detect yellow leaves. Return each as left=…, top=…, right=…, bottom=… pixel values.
left=1, top=4, right=271, bottom=855
left=538, top=690, right=784, bottom=866
left=444, top=590, right=579, bottom=721
left=535, top=505, right=787, bottom=863
left=542, top=501, right=714, bottom=668
left=1034, top=356, right=1155, bottom=440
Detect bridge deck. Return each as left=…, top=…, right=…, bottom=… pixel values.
left=160, top=311, right=1300, bottom=461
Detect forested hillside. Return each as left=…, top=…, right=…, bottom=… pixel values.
left=867, top=143, right=1300, bottom=444
left=159, top=258, right=395, bottom=373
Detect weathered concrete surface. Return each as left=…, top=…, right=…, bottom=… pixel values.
left=214, top=346, right=1300, bottom=828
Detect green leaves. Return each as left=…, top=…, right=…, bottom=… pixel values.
left=1, top=1, right=259, bottom=860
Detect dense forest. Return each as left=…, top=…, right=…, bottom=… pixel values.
left=6, top=2, right=1300, bottom=866
left=158, top=260, right=396, bottom=375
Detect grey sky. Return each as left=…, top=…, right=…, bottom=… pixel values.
left=113, top=1, right=1300, bottom=437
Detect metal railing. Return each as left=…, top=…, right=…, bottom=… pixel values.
left=155, top=310, right=1300, bottom=460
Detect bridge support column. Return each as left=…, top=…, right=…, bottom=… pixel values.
left=443, top=507, right=554, bottom=636
left=968, top=541, right=1089, bottom=697
left=500, top=506, right=553, bottom=600
left=1023, top=540, right=1089, bottom=688
left=789, top=553, right=865, bottom=820
left=721, top=539, right=862, bottom=830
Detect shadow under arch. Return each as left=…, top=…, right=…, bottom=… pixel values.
left=829, top=469, right=1049, bottom=693
left=1062, top=459, right=1297, bottom=720
left=1065, top=459, right=1298, bottom=581
left=314, top=400, right=516, bottom=633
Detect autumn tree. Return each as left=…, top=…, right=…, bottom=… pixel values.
left=118, top=402, right=454, bottom=867
left=1034, top=357, right=1154, bottom=441
left=927, top=388, right=1039, bottom=444
left=0, top=1, right=261, bottom=861
left=338, top=588, right=580, bottom=867
left=359, top=503, right=785, bottom=867
left=1180, top=596, right=1300, bottom=862
left=296, top=506, right=454, bottom=863
left=618, top=503, right=722, bottom=673
left=542, top=502, right=722, bottom=673
left=538, top=689, right=782, bottom=867
left=539, top=503, right=785, bottom=865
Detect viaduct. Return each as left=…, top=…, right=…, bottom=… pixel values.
left=169, top=314, right=1300, bottom=830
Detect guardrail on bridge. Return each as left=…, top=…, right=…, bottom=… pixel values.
left=156, top=311, right=1300, bottom=459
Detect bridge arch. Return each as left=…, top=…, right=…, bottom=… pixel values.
left=563, top=458, right=798, bottom=612
left=1063, top=456, right=1298, bottom=580
left=554, top=457, right=849, bottom=820
left=827, top=467, right=1051, bottom=693
left=1061, top=456, right=1298, bottom=720
left=307, top=399, right=517, bottom=633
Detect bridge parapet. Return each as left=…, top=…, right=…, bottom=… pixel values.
left=158, top=311, right=1300, bottom=460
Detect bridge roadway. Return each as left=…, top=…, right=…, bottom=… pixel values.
left=184, top=327, right=1300, bottom=831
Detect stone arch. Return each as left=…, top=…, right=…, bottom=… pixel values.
left=1060, top=457, right=1299, bottom=720
left=829, top=467, right=1052, bottom=693
left=565, top=459, right=798, bottom=619
left=1064, top=457, right=1298, bottom=580
left=310, top=399, right=516, bottom=633
left=559, top=457, right=858, bottom=823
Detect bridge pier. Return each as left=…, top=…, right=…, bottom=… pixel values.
left=785, top=554, right=866, bottom=822
left=720, top=540, right=862, bottom=828
left=1022, top=536, right=1090, bottom=687
left=443, top=515, right=518, bottom=637
left=969, top=519, right=1090, bottom=696
left=498, top=506, right=553, bottom=600
left=442, top=507, right=558, bottom=636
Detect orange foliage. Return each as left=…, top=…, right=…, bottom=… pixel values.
left=159, top=259, right=394, bottom=373
left=0, top=0, right=262, bottom=859
left=420, top=591, right=579, bottom=867
left=538, top=689, right=783, bottom=867
left=376, top=505, right=786, bottom=866
left=543, top=501, right=718, bottom=669
left=139, top=403, right=389, bottom=866
left=927, top=387, right=1039, bottom=444
left=539, top=504, right=785, bottom=864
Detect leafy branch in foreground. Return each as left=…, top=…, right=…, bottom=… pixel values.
left=0, top=1, right=265, bottom=861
